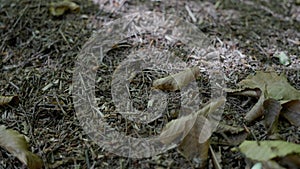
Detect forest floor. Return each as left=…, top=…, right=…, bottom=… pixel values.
left=0, top=0, right=299, bottom=168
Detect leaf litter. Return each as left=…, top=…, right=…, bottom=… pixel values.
left=1, top=0, right=300, bottom=168
left=49, top=0, right=80, bottom=17
left=155, top=68, right=300, bottom=167
left=226, top=71, right=300, bottom=126
left=238, top=140, right=300, bottom=169
left=0, top=95, right=19, bottom=107
left=0, top=125, right=43, bottom=169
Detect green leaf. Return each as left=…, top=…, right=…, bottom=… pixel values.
left=239, top=140, right=300, bottom=161
left=237, top=71, right=300, bottom=102
left=273, top=52, right=290, bottom=66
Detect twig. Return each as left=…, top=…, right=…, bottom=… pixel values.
left=209, top=146, right=222, bottom=169
left=54, top=93, right=67, bottom=116
left=11, top=5, right=28, bottom=29
left=113, top=0, right=127, bottom=13
left=59, top=28, right=71, bottom=49
left=185, top=5, right=197, bottom=23
left=255, top=43, right=269, bottom=59
left=0, top=5, right=28, bottom=50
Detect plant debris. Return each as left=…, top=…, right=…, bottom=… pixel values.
left=238, top=140, right=300, bottom=168
left=0, top=0, right=299, bottom=168
left=49, top=0, right=80, bottom=16
left=226, top=71, right=300, bottom=126
left=0, top=125, right=43, bottom=169
left=0, top=95, right=19, bottom=107
left=152, top=67, right=200, bottom=92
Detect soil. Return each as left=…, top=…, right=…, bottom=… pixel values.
left=0, top=0, right=299, bottom=169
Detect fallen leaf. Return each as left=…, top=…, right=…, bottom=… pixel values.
left=277, top=154, right=300, bottom=169
left=261, top=161, right=286, bottom=169
left=244, top=91, right=265, bottom=122
left=159, top=97, right=225, bottom=167
left=273, top=51, right=290, bottom=66
left=223, top=132, right=249, bottom=146
left=263, top=99, right=282, bottom=134
left=216, top=123, right=245, bottom=134
left=239, top=140, right=300, bottom=161
left=212, top=123, right=248, bottom=145
left=178, top=115, right=210, bottom=167
left=226, top=71, right=300, bottom=123
left=49, top=0, right=80, bottom=16
left=237, top=71, right=300, bottom=103
left=152, top=67, right=200, bottom=91
left=226, top=88, right=260, bottom=98
left=159, top=113, right=196, bottom=144
left=0, top=95, right=19, bottom=107
left=281, top=100, right=300, bottom=127
left=0, top=125, right=43, bottom=169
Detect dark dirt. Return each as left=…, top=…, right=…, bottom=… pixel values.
left=0, top=0, right=299, bottom=169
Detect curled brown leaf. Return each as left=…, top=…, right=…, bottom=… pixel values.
left=152, top=67, right=200, bottom=91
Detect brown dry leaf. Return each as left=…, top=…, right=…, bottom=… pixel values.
left=0, top=125, right=43, bottom=169
left=226, top=88, right=260, bottom=98
left=178, top=115, right=210, bottom=167
left=159, top=113, right=196, bottom=144
left=226, top=71, right=300, bottom=123
left=152, top=67, right=200, bottom=91
left=0, top=95, right=19, bottom=107
left=244, top=92, right=265, bottom=122
left=218, top=132, right=249, bottom=146
left=277, top=154, right=300, bottom=169
left=49, top=0, right=80, bottom=16
left=214, top=123, right=248, bottom=146
left=159, top=97, right=225, bottom=167
left=263, top=99, right=282, bottom=134
left=261, top=161, right=286, bottom=169
left=281, top=100, right=300, bottom=127
left=216, top=123, right=245, bottom=134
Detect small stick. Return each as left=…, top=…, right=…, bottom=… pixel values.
left=185, top=5, right=197, bottom=23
